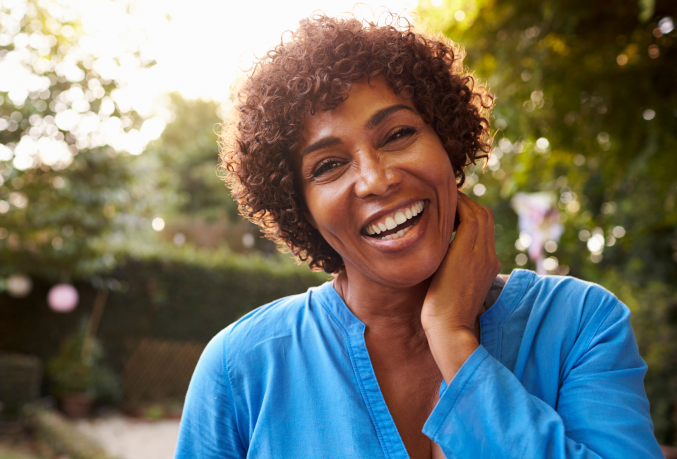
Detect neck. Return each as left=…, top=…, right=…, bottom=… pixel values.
left=333, top=266, right=432, bottom=356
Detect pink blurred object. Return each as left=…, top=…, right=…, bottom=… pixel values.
left=48, top=283, right=79, bottom=313
left=510, top=192, right=564, bottom=275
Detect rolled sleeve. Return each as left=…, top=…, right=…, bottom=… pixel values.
left=423, top=302, right=663, bottom=458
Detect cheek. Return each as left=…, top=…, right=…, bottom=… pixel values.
left=304, top=187, right=349, bottom=241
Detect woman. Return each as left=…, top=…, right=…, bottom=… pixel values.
left=175, top=13, right=662, bottom=458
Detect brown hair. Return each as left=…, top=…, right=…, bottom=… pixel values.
left=220, top=12, right=493, bottom=273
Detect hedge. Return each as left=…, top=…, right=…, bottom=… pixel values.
left=0, top=353, right=42, bottom=421
left=0, top=246, right=327, bottom=377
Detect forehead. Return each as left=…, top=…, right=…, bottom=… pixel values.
left=299, top=79, right=415, bottom=142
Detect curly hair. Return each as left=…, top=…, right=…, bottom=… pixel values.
left=220, top=12, right=493, bottom=274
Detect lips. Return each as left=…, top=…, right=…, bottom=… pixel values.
left=363, top=200, right=426, bottom=241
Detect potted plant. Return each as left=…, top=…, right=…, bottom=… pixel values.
left=46, top=324, right=121, bottom=418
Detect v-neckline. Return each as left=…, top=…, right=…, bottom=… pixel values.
left=315, top=272, right=528, bottom=458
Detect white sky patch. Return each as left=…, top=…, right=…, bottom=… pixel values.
left=72, top=0, right=418, bottom=104
left=1, top=0, right=417, bottom=166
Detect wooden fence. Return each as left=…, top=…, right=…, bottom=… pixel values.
left=121, top=338, right=206, bottom=405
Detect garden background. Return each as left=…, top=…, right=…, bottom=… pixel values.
left=0, top=0, right=676, bottom=454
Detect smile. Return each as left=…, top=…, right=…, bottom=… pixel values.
left=363, top=200, right=426, bottom=241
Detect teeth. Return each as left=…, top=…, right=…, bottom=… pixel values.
left=365, top=200, right=426, bottom=240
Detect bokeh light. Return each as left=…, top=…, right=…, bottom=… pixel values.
left=7, top=274, right=32, bottom=298
left=47, top=283, right=79, bottom=312
left=151, top=217, right=165, bottom=231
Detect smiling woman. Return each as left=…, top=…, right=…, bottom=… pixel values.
left=175, top=12, right=663, bottom=459
left=218, top=12, right=492, bottom=275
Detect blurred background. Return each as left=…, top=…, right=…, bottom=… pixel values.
left=0, top=0, right=675, bottom=457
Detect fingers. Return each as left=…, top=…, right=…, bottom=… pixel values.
left=452, top=193, right=479, bottom=250
left=454, top=193, right=495, bottom=253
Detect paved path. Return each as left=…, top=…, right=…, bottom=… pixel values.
left=76, top=416, right=180, bottom=459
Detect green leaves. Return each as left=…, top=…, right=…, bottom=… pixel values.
left=420, top=0, right=677, bottom=443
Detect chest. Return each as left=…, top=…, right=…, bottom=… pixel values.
left=371, top=354, right=446, bottom=459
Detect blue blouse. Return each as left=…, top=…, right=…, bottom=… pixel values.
left=174, top=270, right=662, bottom=458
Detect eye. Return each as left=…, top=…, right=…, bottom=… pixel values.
left=312, top=159, right=342, bottom=177
left=384, top=126, right=419, bottom=145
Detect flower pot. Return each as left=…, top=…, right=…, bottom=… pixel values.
left=60, top=393, right=93, bottom=418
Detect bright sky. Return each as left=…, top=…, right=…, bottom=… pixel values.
left=0, top=0, right=418, bottom=169
left=69, top=0, right=418, bottom=118
left=136, top=0, right=419, bottom=103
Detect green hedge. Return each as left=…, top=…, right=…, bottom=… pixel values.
left=0, top=353, right=42, bottom=420
left=0, top=246, right=327, bottom=377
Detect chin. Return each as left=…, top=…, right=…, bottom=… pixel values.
left=365, top=247, right=445, bottom=288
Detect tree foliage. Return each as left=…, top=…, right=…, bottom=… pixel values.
left=141, top=93, right=276, bottom=253
left=419, top=0, right=677, bottom=443
left=0, top=0, right=169, bottom=279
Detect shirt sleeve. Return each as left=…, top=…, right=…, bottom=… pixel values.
left=174, top=328, right=246, bottom=459
left=422, top=300, right=663, bottom=458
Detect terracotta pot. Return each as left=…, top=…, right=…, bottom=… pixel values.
left=60, top=393, right=93, bottom=418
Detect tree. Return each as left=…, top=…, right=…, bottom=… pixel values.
left=144, top=93, right=276, bottom=254
left=0, top=0, right=170, bottom=279
left=419, top=0, right=677, bottom=443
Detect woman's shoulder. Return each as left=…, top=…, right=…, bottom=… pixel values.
left=496, top=270, right=628, bottom=366
left=502, top=269, right=620, bottom=317
left=482, top=270, right=636, bottom=390
left=206, top=282, right=334, bottom=359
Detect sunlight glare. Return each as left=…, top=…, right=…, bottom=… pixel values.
left=92, top=0, right=419, bottom=105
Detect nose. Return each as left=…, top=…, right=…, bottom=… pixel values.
left=354, top=150, right=402, bottom=199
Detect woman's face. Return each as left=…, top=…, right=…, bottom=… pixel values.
left=294, top=79, right=458, bottom=288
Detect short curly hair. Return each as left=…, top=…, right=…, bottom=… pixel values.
left=220, top=12, right=493, bottom=274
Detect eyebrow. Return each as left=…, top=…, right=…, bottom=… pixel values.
left=301, top=104, right=416, bottom=157
left=365, top=104, right=415, bottom=130
left=301, top=137, right=342, bottom=157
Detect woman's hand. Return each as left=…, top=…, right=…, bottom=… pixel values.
left=422, top=192, right=501, bottom=383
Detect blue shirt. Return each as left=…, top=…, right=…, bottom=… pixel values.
left=175, top=270, right=662, bottom=458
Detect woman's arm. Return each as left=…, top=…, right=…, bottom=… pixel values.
left=174, top=329, right=246, bottom=459
left=421, top=192, right=499, bottom=384
left=420, top=193, right=662, bottom=457
left=422, top=299, right=662, bottom=458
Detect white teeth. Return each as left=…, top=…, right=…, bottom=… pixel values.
left=365, top=201, right=426, bottom=239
